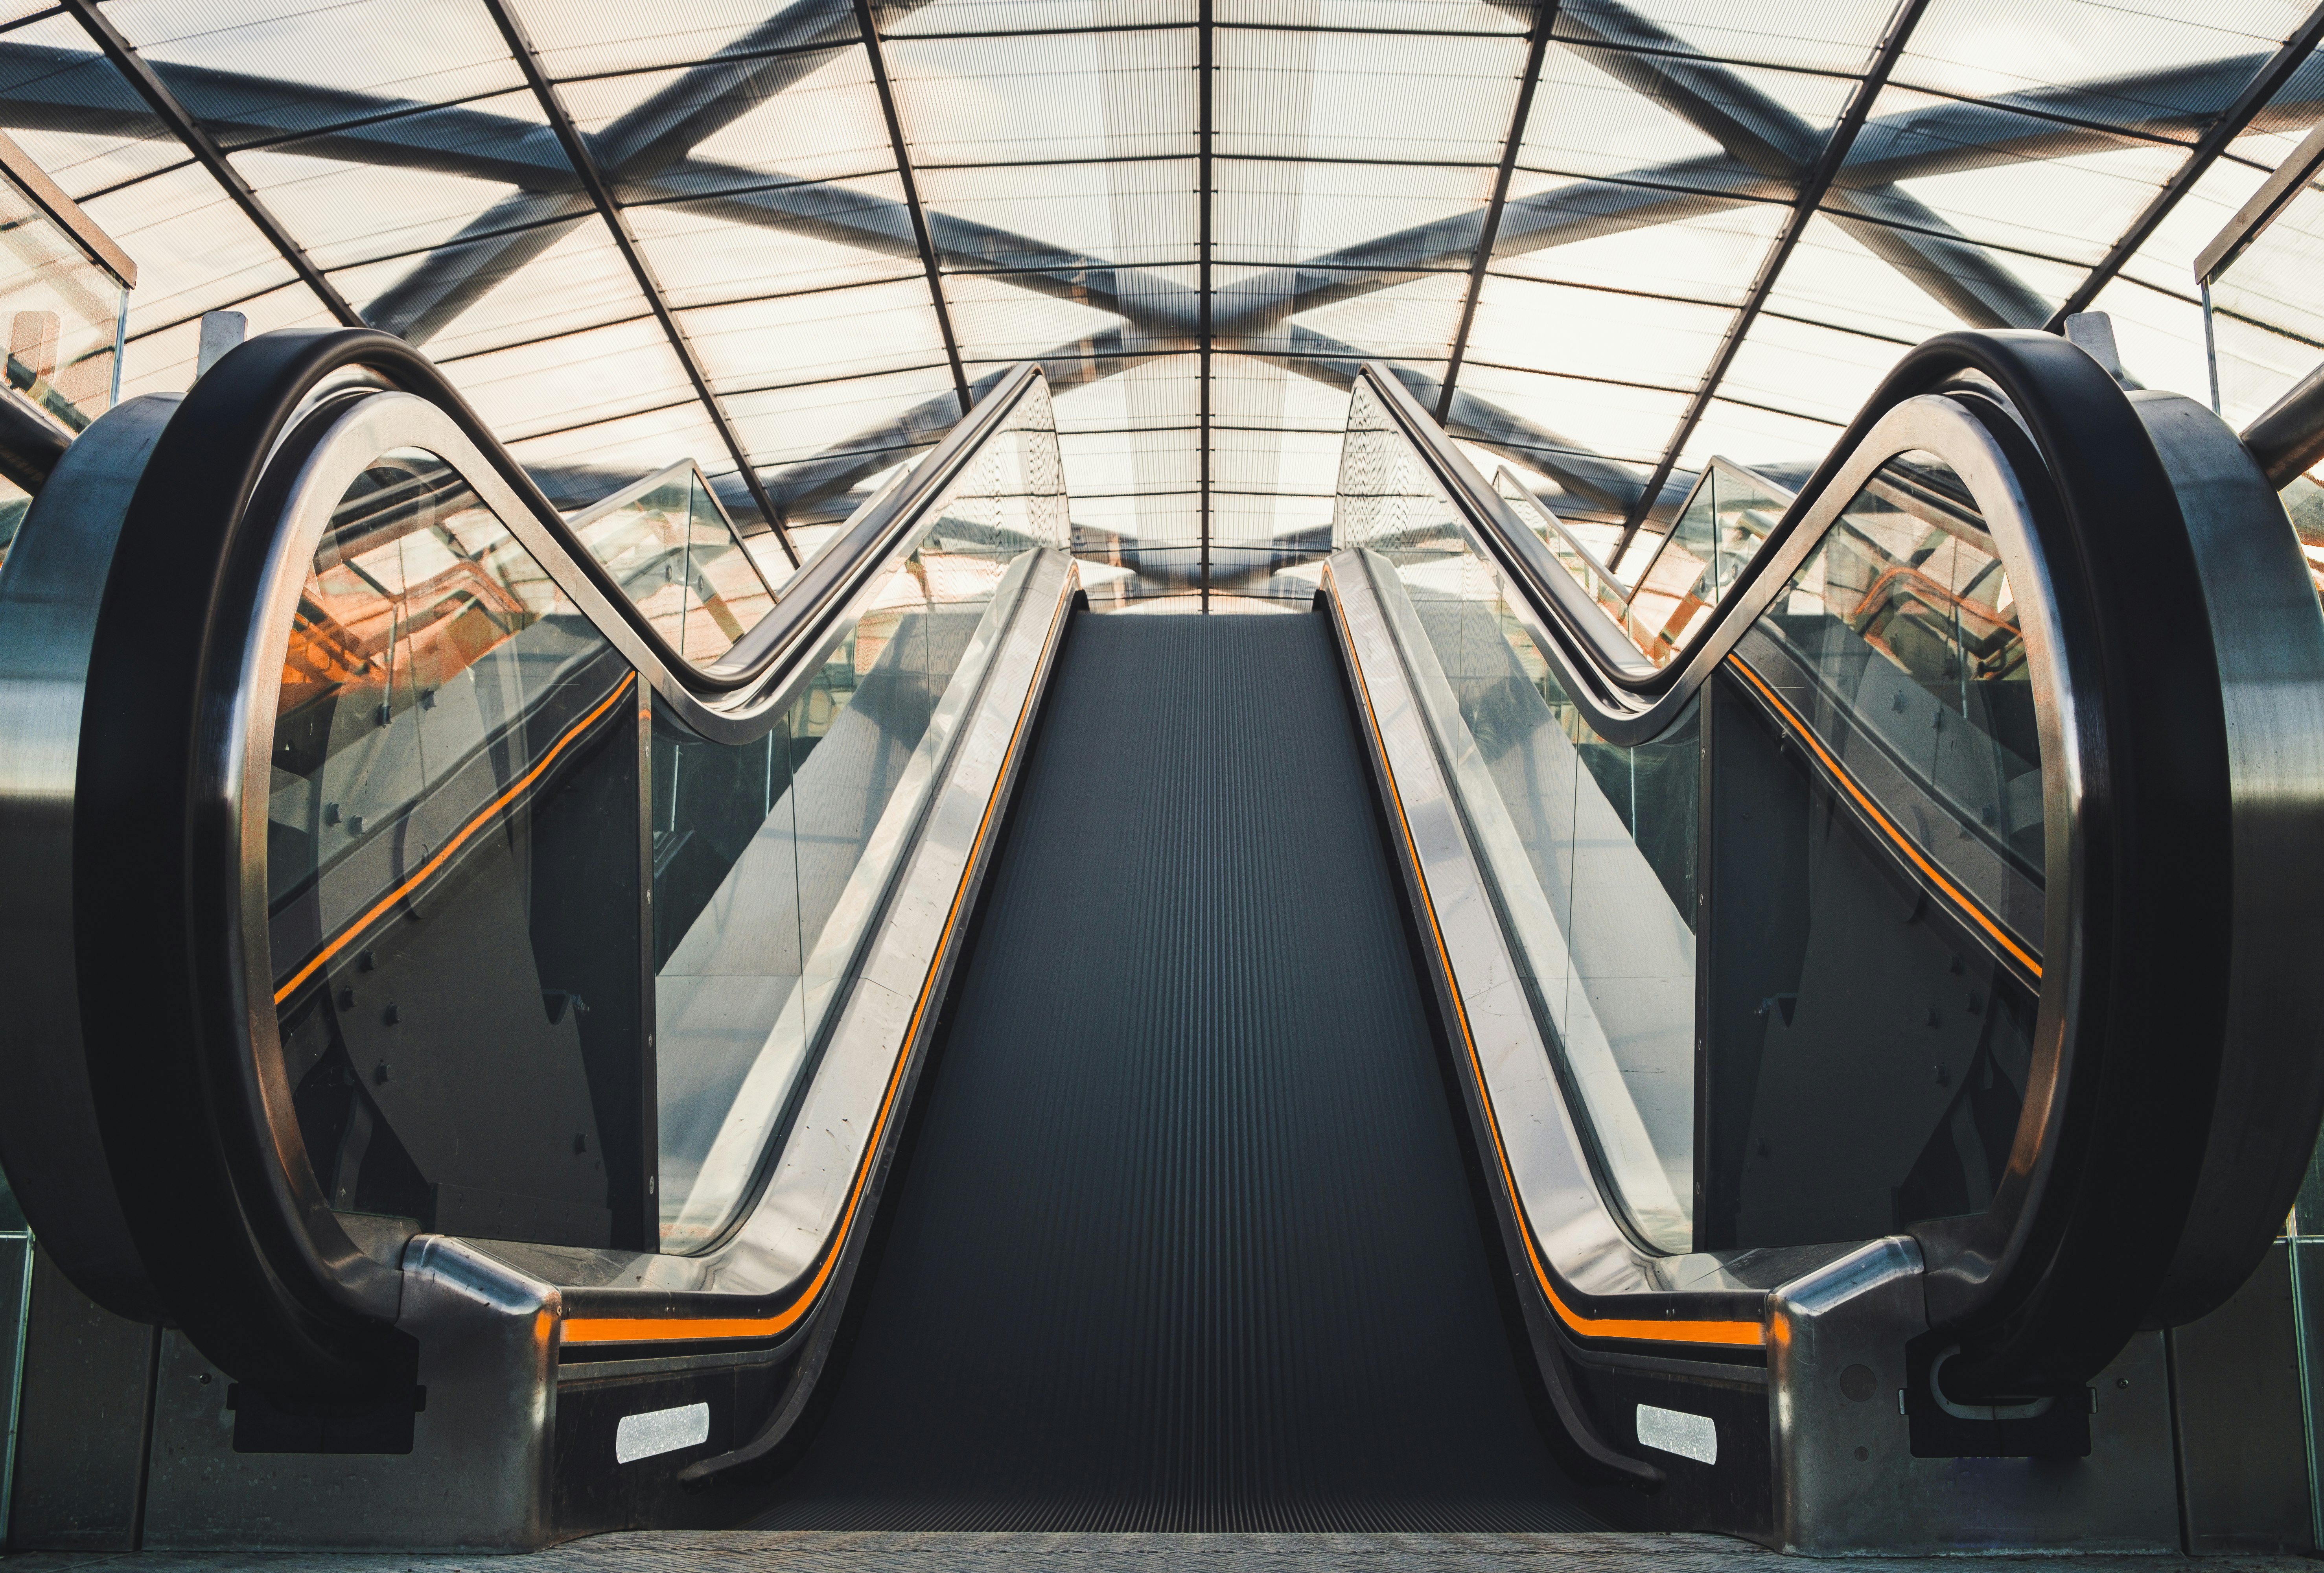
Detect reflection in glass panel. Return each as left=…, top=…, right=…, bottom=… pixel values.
left=0, top=472, right=31, bottom=578
left=566, top=460, right=777, bottom=665
left=1335, top=378, right=1698, bottom=1253
left=0, top=171, right=122, bottom=435
left=1623, top=462, right=1789, bottom=665
left=2274, top=471, right=2324, bottom=604
left=266, top=448, right=649, bottom=1250
left=652, top=378, right=1072, bottom=1251
left=1702, top=452, right=2041, bottom=1251
left=1494, top=468, right=1631, bottom=629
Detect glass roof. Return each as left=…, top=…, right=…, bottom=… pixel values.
left=4, top=0, right=2322, bottom=604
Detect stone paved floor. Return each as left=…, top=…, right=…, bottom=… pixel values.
left=4, top=1533, right=2315, bottom=1572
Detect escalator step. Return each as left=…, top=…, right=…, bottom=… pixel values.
left=751, top=613, right=1597, bottom=1531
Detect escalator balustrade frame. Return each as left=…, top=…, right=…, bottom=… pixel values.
left=0, top=324, right=1078, bottom=1417
left=1347, top=344, right=2324, bottom=1403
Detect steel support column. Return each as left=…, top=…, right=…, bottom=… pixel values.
left=1199, top=0, right=1214, bottom=612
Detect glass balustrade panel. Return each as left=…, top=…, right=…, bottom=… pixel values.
left=265, top=448, right=649, bottom=1251
left=1701, top=451, right=2042, bottom=1251
left=652, top=379, right=1071, bottom=1251
left=1335, top=380, right=1699, bottom=1253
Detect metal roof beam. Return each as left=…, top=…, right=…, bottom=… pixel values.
left=2048, top=1, right=2324, bottom=327
left=853, top=0, right=973, bottom=418
left=371, top=0, right=927, bottom=346
left=4, top=40, right=2286, bottom=350
left=1616, top=0, right=1937, bottom=558
left=1551, top=0, right=2047, bottom=335
left=1437, top=0, right=1558, bottom=422
left=478, top=0, right=798, bottom=564
left=55, top=0, right=361, bottom=326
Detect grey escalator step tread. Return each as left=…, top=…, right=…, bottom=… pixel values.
left=752, top=613, right=1596, bottom=1532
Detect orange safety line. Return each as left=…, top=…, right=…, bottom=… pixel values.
left=273, top=672, right=639, bottom=1005
left=559, top=581, right=1073, bottom=1346
left=1725, top=655, right=2041, bottom=979
left=1322, top=564, right=1764, bottom=1350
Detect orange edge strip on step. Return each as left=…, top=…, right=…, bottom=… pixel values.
left=558, top=579, right=1072, bottom=1347
left=1724, top=655, right=2041, bottom=980
left=1322, top=564, right=1762, bottom=1351
left=273, top=671, right=639, bottom=1006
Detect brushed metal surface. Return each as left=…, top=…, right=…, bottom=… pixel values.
left=2130, top=391, right=2324, bottom=1326
left=142, top=1236, right=561, bottom=1549
left=1768, top=1239, right=2176, bottom=1553
left=0, top=394, right=177, bottom=1322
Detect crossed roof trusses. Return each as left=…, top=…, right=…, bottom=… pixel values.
left=4, top=0, right=2321, bottom=564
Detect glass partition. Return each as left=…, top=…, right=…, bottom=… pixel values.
left=0, top=1161, right=28, bottom=1546
left=265, top=446, right=648, bottom=1250
left=565, top=462, right=778, bottom=667
left=0, top=169, right=122, bottom=438
left=258, top=377, right=1071, bottom=1257
left=1701, top=450, right=2042, bottom=1251
left=0, top=156, right=129, bottom=577
left=649, top=378, right=1069, bottom=1251
left=1336, top=382, right=2049, bottom=1257
left=1622, top=461, right=1790, bottom=666
left=1493, top=469, right=1632, bottom=631
left=1336, top=378, right=1700, bottom=1253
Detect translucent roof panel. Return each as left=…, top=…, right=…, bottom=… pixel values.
left=0, top=0, right=2317, bottom=569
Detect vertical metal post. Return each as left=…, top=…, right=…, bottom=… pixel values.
left=2292, top=1224, right=2324, bottom=1548
left=0, top=1236, right=31, bottom=1547
left=1197, top=0, right=1213, bottom=614
left=2202, top=280, right=2223, bottom=416
left=107, top=285, right=125, bottom=410
left=636, top=681, right=661, bottom=1251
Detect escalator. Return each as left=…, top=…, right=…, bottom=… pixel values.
left=0, top=324, right=2319, bottom=1553
left=752, top=612, right=1597, bottom=1530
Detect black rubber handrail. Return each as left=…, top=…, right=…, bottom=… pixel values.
left=210, top=330, right=1040, bottom=702
left=1355, top=331, right=2176, bottom=748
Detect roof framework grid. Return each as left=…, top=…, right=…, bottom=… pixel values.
left=8, top=0, right=2324, bottom=592
left=478, top=0, right=799, bottom=563
left=853, top=0, right=971, bottom=420
left=1615, top=0, right=1937, bottom=558
left=57, top=0, right=361, bottom=326
left=2047, top=0, right=2324, bottom=329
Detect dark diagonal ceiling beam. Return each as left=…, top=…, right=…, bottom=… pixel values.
left=55, top=0, right=363, bottom=326
left=1437, top=0, right=1557, bottom=423
left=2046, top=2, right=2324, bottom=328
left=1617, top=0, right=1937, bottom=558
left=480, top=0, right=797, bottom=562
left=4, top=41, right=2287, bottom=357
left=854, top=0, right=971, bottom=418
left=370, top=0, right=922, bottom=345
left=1549, top=0, right=2049, bottom=334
